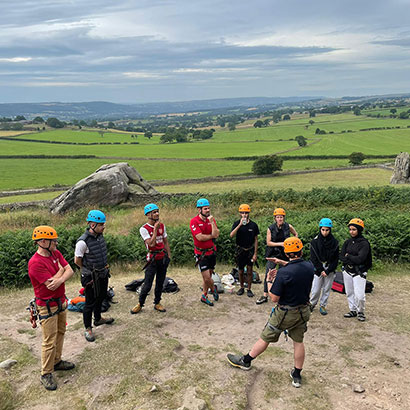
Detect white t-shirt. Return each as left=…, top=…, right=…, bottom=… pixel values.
left=74, top=240, right=89, bottom=258
left=139, top=224, right=167, bottom=242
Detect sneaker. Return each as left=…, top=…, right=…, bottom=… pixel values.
left=227, top=354, right=251, bottom=371
left=41, top=373, right=57, bottom=391
left=201, top=295, right=214, bottom=306
left=130, top=303, right=142, bottom=314
left=247, top=289, right=254, bottom=298
left=93, top=317, right=114, bottom=326
left=54, top=360, right=75, bottom=371
left=84, top=327, right=95, bottom=342
left=236, top=287, right=245, bottom=296
left=344, top=311, right=357, bottom=318
left=256, top=295, right=268, bottom=305
left=290, top=369, right=302, bottom=388
left=319, top=306, right=327, bottom=315
left=358, top=312, right=366, bottom=322
left=154, top=303, right=166, bottom=312
left=213, top=289, right=219, bottom=302
left=310, top=304, right=315, bottom=312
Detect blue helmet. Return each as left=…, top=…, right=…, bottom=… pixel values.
left=87, top=210, right=106, bottom=223
left=319, top=218, right=333, bottom=228
left=197, top=198, right=210, bottom=208
left=144, top=203, right=159, bottom=215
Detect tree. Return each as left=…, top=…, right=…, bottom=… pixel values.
left=253, top=120, right=264, bottom=128
left=309, top=120, right=315, bottom=125
left=390, top=108, right=397, bottom=114
left=295, top=135, right=307, bottom=147
left=252, top=155, right=283, bottom=175
left=14, top=115, right=26, bottom=121
left=309, top=110, right=316, bottom=118
left=108, top=121, right=115, bottom=128
left=263, top=119, right=270, bottom=127
left=98, top=130, right=105, bottom=138
left=33, top=116, right=44, bottom=124
left=46, top=117, right=64, bottom=128
left=353, top=107, right=361, bottom=116
left=282, top=114, right=291, bottom=121
left=144, top=131, right=153, bottom=140
left=228, top=122, right=236, bottom=131
left=399, top=111, right=409, bottom=119
left=348, top=152, right=365, bottom=165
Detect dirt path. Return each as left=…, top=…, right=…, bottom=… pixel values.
left=1, top=266, right=409, bottom=410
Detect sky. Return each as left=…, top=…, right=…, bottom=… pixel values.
left=1, top=0, right=410, bottom=104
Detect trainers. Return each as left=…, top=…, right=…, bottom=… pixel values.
left=344, top=311, right=357, bottom=318
left=236, top=287, right=245, bottom=296
left=213, top=289, right=219, bottom=301
left=319, top=306, right=327, bottom=315
left=358, top=312, right=366, bottom=322
left=130, top=303, right=142, bottom=314
left=54, top=360, right=75, bottom=371
left=93, top=317, right=114, bottom=326
left=247, top=289, right=254, bottom=298
left=154, top=303, right=166, bottom=312
left=40, top=373, right=57, bottom=391
left=84, top=327, right=95, bottom=342
left=227, top=354, right=251, bottom=371
left=256, top=295, right=268, bottom=305
left=201, top=295, right=214, bottom=306
left=290, top=369, right=302, bottom=388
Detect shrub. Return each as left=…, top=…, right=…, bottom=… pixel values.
left=349, top=152, right=366, bottom=165
left=252, top=155, right=283, bottom=175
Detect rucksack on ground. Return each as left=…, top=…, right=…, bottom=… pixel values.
left=331, top=271, right=374, bottom=294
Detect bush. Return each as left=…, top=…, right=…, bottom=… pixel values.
left=252, top=155, right=283, bottom=175
left=349, top=152, right=366, bottom=165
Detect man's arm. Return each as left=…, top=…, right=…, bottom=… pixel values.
left=163, top=236, right=171, bottom=259
left=266, top=227, right=284, bottom=248
left=289, top=224, right=298, bottom=237
left=45, top=264, right=74, bottom=291
left=209, top=216, right=219, bottom=239
left=230, top=221, right=241, bottom=238
left=252, top=235, right=258, bottom=261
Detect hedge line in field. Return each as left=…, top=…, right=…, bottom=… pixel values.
left=1, top=208, right=409, bottom=287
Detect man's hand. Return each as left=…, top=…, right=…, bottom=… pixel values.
left=46, top=276, right=63, bottom=291
left=267, top=268, right=277, bottom=282
left=321, top=271, right=327, bottom=277
left=252, top=253, right=257, bottom=262
left=154, top=221, right=160, bottom=231
left=208, top=215, right=215, bottom=223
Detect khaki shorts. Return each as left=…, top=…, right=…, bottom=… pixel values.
left=260, top=305, right=311, bottom=343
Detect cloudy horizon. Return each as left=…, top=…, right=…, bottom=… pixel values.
left=1, top=0, right=410, bottom=104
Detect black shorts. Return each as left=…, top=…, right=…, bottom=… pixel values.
left=237, top=251, right=254, bottom=270
left=196, top=254, right=216, bottom=272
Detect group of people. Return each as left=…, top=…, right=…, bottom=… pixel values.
left=27, top=198, right=372, bottom=391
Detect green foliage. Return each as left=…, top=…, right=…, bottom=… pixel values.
left=349, top=151, right=366, bottom=165
left=252, top=155, right=283, bottom=175
left=295, top=135, right=307, bottom=147
left=46, top=117, right=64, bottom=128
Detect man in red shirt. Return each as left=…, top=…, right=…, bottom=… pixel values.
left=28, top=226, right=75, bottom=391
left=130, top=203, right=171, bottom=314
left=190, top=198, right=220, bottom=306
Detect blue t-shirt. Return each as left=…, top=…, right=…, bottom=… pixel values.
left=270, top=259, right=314, bottom=306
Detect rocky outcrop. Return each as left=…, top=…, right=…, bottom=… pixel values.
left=50, top=163, right=158, bottom=214
left=390, top=152, right=410, bottom=184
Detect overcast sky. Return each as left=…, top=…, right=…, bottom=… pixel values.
left=1, top=0, right=410, bottom=103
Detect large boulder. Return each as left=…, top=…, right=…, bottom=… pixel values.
left=50, top=163, right=158, bottom=214
left=390, top=152, right=410, bottom=184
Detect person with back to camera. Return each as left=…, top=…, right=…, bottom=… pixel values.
left=227, top=237, right=314, bottom=388
left=339, top=218, right=372, bottom=322
left=256, top=207, right=298, bottom=305
left=309, top=218, right=339, bottom=315
left=230, top=203, right=259, bottom=297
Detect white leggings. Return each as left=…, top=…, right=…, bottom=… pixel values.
left=310, top=272, right=335, bottom=308
left=343, top=270, right=366, bottom=313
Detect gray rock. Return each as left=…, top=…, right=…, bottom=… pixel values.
left=177, top=386, right=208, bottom=410
left=390, top=152, right=410, bottom=184
left=353, top=384, right=365, bottom=393
left=0, top=359, right=17, bottom=370
left=50, top=163, right=159, bottom=214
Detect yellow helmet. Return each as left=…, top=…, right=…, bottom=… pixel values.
left=348, top=218, right=364, bottom=229
left=273, top=208, right=286, bottom=216
left=238, top=204, right=251, bottom=213
left=32, top=226, right=58, bottom=241
left=283, top=237, right=303, bottom=253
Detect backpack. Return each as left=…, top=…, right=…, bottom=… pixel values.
left=331, top=271, right=374, bottom=294
left=211, top=273, right=224, bottom=293
left=162, top=277, right=180, bottom=293
left=125, top=279, right=145, bottom=292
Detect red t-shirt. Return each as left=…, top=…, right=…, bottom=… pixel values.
left=28, top=250, right=68, bottom=306
left=190, top=214, right=217, bottom=255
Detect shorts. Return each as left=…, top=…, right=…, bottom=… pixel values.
left=260, top=305, right=310, bottom=343
left=236, top=249, right=254, bottom=270
left=196, top=253, right=216, bottom=272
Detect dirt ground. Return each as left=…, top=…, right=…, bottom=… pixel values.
left=1, top=264, right=409, bottom=410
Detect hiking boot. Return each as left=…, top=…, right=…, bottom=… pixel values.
left=319, top=306, right=327, bottom=316
left=213, top=289, right=219, bottom=301
left=236, top=287, right=245, bottom=296
left=358, top=312, right=366, bottom=322
left=256, top=295, right=268, bottom=305
left=93, top=317, right=114, bottom=326
left=290, top=369, right=302, bottom=388
left=84, top=327, right=95, bottom=342
left=344, top=311, right=357, bottom=318
left=41, top=373, right=57, bottom=391
left=154, top=303, right=166, bottom=312
left=247, top=289, right=254, bottom=298
left=54, top=360, right=75, bottom=371
left=201, top=295, right=214, bottom=306
left=227, top=354, right=251, bottom=371
left=130, top=303, right=142, bottom=314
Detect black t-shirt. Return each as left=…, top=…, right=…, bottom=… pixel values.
left=270, top=259, right=314, bottom=306
left=231, top=220, right=260, bottom=248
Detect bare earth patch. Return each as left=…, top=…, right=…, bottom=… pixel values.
left=1, top=265, right=409, bottom=410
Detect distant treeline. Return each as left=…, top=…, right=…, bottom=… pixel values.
left=224, top=154, right=397, bottom=161
left=0, top=136, right=139, bottom=145
left=0, top=155, right=97, bottom=159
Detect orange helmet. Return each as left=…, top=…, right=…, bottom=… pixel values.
left=238, top=204, right=251, bottom=213
left=32, top=226, right=58, bottom=241
left=348, top=218, right=364, bottom=229
left=273, top=208, right=286, bottom=216
left=283, top=237, right=303, bottom=253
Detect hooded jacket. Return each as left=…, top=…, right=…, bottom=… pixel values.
left=339, top=235, right=372, bottom=274
left=310, top=231, right=339, bottom=276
